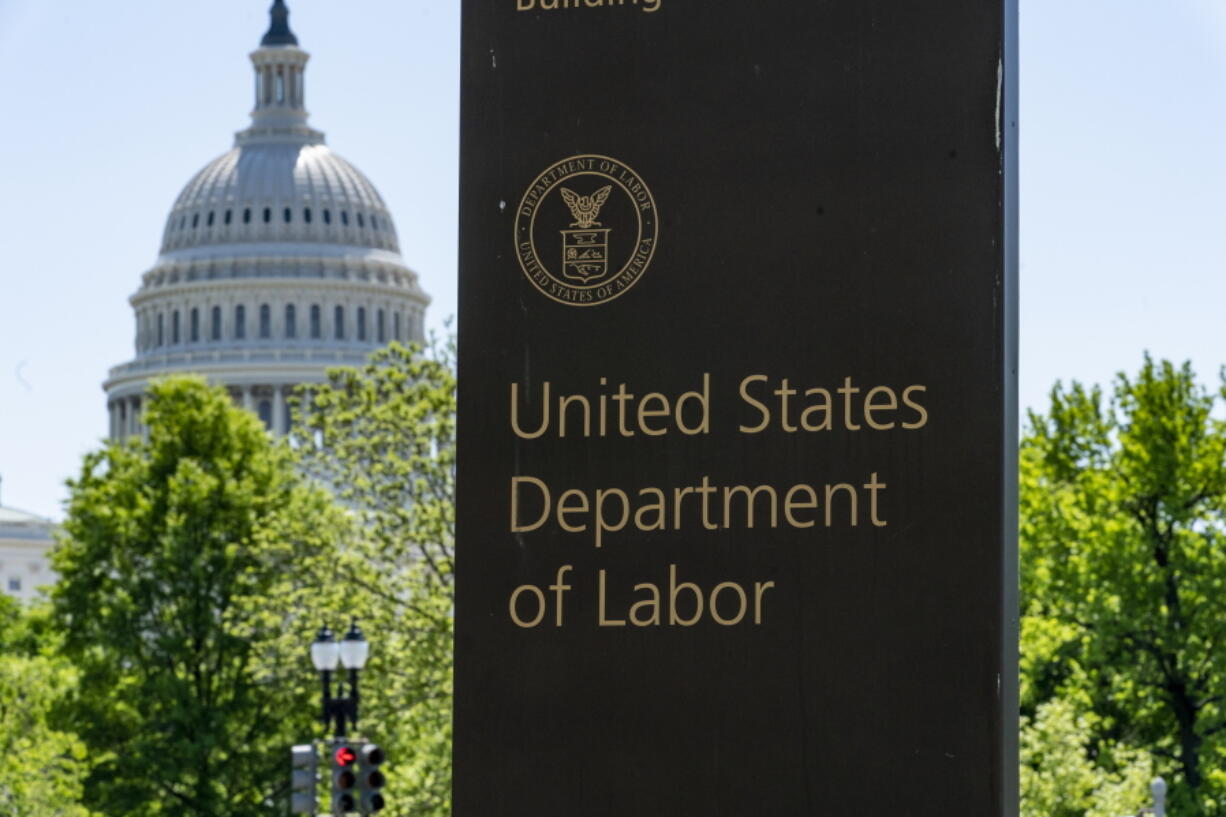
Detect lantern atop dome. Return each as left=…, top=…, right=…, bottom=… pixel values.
left=261, top=0, right=299, bottom=47
left=242, top=0, right=320, bottom=146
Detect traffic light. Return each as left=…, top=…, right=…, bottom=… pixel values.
left=331, top=742, right=358, bottom=813
left=358, top=743, right=386, bottom=813
left=290, top=744, right=317, bottom=815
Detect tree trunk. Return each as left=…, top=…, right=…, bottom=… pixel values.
left=1169, top=678, right=1204, bottom=813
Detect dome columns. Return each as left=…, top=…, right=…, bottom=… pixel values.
left=230, top=383, right=294, bottom=436
left=108, top=396, right=145, bottom=442
left=273, top=385, right=287, bottom=435
left=127, top=280, right=427, bottom=355
left=247, top=47, right=313, bottom=136
left=109, top=381, right=297, bottom=441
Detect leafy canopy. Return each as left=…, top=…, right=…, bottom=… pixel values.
left=1022, top=356, right=1226, bottom=816
left=0, top=596, right=96, bottom=817
left=293, top=339, right=455, bottom=817
left=1020, top=697, right=1153, bottom=817
left=52, top=377, right=346, bottom=817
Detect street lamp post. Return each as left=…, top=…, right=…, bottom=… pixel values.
left=298, top=622, right=385, bottom=815
left=311, top=622, right=370, bottom=737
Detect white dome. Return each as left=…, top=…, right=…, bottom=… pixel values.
left=103, top=2, right=430, bottom=440
left=161, top=143, right=399, bottom=254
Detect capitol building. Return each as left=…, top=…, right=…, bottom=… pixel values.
left=4, top=1, right=430, bottom=600
left=103, top=0, right=430, bottom=441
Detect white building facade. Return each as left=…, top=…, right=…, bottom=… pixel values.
left=103, top=0, right=430, bottom=438
left=0, top=482, right=56, bottom=602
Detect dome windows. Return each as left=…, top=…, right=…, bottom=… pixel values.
left=263, top=207, right=272, bottom=224
left=161, top=146, right=404, bottom=255
left=283, top=207, right=292, bottom=223
left=135, top=299, right=421, bottom=350
left=135, top=294, right=422, bottom=376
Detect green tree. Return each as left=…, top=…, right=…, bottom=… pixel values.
left=0, top=597, right=96, bottom=817
left=1020, top=696, right=1153, bottom=817
left=293, top=340, right=455, bottom=817
left=1022, top=356, right=1226, bottom=815
left=51, top=377, right=346, bottom=817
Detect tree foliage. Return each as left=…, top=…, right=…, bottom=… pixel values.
left=1022, top=356, right=1226, bottom=815
left=51, top=377, right=346, bottom=817
left=0, top=597, right=95, bottom=817
left=1020, top=697, right=1153, bottom=817
left=293, top=339, right=455, bottom=817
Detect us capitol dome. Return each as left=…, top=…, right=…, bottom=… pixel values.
left=104, top=1, right=430, bottom=439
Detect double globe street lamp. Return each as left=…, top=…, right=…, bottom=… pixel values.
left=299, top=622, right=386, bottom=814
left=311, top=622, right=370, bottom=737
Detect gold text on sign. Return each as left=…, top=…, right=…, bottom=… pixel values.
left=516, top=0, right=662, bottom=13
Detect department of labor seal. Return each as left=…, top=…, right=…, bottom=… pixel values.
left=514, top=154, right=658, bottom=306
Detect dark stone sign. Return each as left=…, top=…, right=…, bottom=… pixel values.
left=456, top=2, right=1018, bottom=815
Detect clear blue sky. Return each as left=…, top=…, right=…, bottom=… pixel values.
left=1, top=0, right=1223, bottom=519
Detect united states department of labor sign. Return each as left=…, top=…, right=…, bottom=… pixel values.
left=514, top=154, right=658, bottom=306
left=456, top=1, right=1018, bottom=815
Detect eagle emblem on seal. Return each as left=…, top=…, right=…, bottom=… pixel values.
left=559, top=185, right=613, bottom=229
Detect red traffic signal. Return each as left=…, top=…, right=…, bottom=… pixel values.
left=332, top=742, right=359, bottom=813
